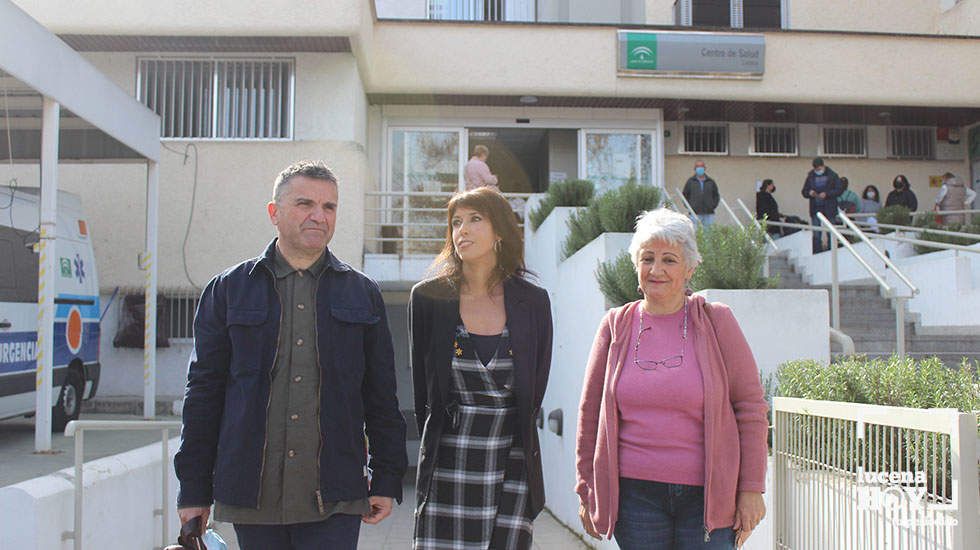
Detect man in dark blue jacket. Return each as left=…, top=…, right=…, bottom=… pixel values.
left=174, top=160, right=407, bottom=549
left=801, top=157, right=842, bottom=253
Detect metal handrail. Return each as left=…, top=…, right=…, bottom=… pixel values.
left=64, top=420, right=182, bottom=550
left=837, top=211, right=918, bottom=297
left=718, top=197, right=745, bottom=229
left=850, top=220, right=980, bottom=240
left=734, top=197, right=778, bottom=251
left=766, top=220, right=980, bottom=254
left=673, top=187, right=699, bottom=222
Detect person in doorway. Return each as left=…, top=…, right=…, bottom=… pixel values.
left=933, top=172, right=976, bottom=226
left=464, top=144, right=500, bottom=191
left=682, top=160, right=720, bottom=226
left=174, top=160, right=407, bottom=550
left=410, top=187, right=553, bottom=550
left=884, top=175, right=918, bottom=212
left=575, top=208, right=768, bottom=550
left=861, top=185, right=882, bottom=232
left=801, top=157, right=842, bottom=253
left=755, top=178, right=783, bottom=236
left=837, top=177, right=862, bottom=215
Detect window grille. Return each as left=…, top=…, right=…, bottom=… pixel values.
left=751, top=125, right=797, bottom=155
left=679, top=0, right=782, bottom=28
left=166, top=292, right=200, bottom=341
left=682, top=124, right=728, bottom=154
left=822, top=127, right=866, bottom=157
left=888, top=127, right=934, bottom=159
left=138, top=58, right=293, bottom=139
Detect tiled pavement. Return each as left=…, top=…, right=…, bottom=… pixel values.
left=212, top=484, right=592, bottom=549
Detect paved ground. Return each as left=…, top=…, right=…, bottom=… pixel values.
left=0, top=412, right=180, bottom=488
left=211, top=484, right=593, bottom=549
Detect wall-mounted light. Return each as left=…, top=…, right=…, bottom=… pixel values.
left=547, top=409, right=563, bottom=436
left=519, top=95, right=538, bottom=105
left=774, top=108, right=787, bottom=116
left=677, top=106, right=690, bottom=114
left=878, top=111, right=891, bottom=119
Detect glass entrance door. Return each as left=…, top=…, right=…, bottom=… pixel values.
left=578, top=129, right=658, bottom=195
left=384, top=127, right=466, bottom=254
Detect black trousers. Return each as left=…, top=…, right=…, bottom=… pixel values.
left=233, top=513, right=361, bottom=550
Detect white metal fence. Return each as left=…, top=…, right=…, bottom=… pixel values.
left=773, top=397, right=979, bottom=549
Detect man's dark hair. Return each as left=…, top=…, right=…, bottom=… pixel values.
left=812, top=157, right=824, bottom=167
left=273, top=160, right=338, bottom=203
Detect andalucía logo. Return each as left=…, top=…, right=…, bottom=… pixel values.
left=626, top=33, right=658, bottom=70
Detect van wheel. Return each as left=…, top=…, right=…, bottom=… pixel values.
left=52, top=371, right=83, bottom=432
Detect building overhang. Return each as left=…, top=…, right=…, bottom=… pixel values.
left=366, top=94, right=980, bottom=127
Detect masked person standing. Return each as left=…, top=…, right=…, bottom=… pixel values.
left=801, top=157, right=842, bottom=253
left=682, top=160, right=720, bottom=227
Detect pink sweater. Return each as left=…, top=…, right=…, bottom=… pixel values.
left=575, top=296, right=769, bottom=538
left=617, top=307, right=704, bottom=485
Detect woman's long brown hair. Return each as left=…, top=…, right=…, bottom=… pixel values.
left=431, top=187, right=527, bottom=292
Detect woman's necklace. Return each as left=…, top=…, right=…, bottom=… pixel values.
left=633, top=301, right=688, bottom=371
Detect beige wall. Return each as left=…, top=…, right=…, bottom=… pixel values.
left=938, top=0, right=980, bottom=35
left=665, top=156, right=970, bottom=225
left=368, top=23, right=980, bottom=108
left=81, top=52, right=367, bottom=145
left=645, top=0, right=677, bottom=25
left=787, top=0, right=938, bottom=34
left=13, top=0, right=362, bottom=35
left=0, top=142, right=367, bottom=291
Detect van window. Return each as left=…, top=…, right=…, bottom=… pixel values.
left=0, top=226, right=38, bottom=302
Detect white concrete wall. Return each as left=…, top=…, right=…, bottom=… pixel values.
left=0, top=437, right=179, bottom=550
left=375, top=0, right=427, bottom=19
left=884, top=247, right=980, bottom=330
left=696, top=289, right=830, bottom=379
left=13, top=0, right=363, bottom=35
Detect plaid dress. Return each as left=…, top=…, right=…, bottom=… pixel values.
left=414, top=325, right=533, bottom=550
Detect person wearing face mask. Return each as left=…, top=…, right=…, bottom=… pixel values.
left=682, top=160, right=721, bottom=227
left=884, top=175, right=918, bottom=212
left=801, top=157, right=842, bottom=253
left=861, top=185, right=882, bottom=232
left=755, top=179, right=783, bottom=236
left=933, top=172, right=976, bottom=226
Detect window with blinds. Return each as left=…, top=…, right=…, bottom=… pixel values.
left=681, top=124, right=728, bottom=154
left=138, top=58, right=293, bottom=139
left=888, top=127, right=934, bottom=159
left=751, top=125, right=797, bottom=155
left=822, top=127, right=866, bottom=157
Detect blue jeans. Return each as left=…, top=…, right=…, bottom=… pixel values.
left=695, top=213, right=715, bottom=227
left=233, top=514, right=361, bottom=550
left=614, top=478, right=735, bottom=550
left=811, top=214, right=827, bottom=253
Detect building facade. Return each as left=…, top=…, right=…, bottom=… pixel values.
left=3, top=0, right=978, bottom=402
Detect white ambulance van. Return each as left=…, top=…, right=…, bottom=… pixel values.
left=0, top=186, right=101, bottom=430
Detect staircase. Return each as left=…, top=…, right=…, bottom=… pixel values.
left=768, top=253, right=980, bottom=366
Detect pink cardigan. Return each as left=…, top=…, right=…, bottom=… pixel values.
left=575, top=296, right=769, bottom=538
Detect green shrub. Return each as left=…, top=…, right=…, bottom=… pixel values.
left=595, top=251, right=638, bottom=307
left=527, top=179, right=595, bottom=230
left=876, top=205, right=912, bottom=234
left=560, top=182, right=663, bottom=258
left=775, top=355, right=979, bottom=411
left=907, top=212, right=980, bottom=254
left=689, top=223, right=775, bottom=291
left=561, top=204, right=603, bottom=260
left=595, top=181, right=663, bottom=233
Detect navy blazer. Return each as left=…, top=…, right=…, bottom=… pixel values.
left=409, top=275, right=553, bottom=517
left=175, top=240, right=408, bottom=509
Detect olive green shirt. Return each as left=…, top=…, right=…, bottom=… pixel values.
left=214, top=248, right=370, bottom=524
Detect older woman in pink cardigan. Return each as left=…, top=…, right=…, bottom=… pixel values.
left=575, top=208, right=769, bottom=549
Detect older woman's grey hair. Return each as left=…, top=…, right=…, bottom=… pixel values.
left=628, top=208, right=702, bottom=267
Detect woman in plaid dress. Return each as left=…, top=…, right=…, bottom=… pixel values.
left=410, top=188, right=553, bottom=550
